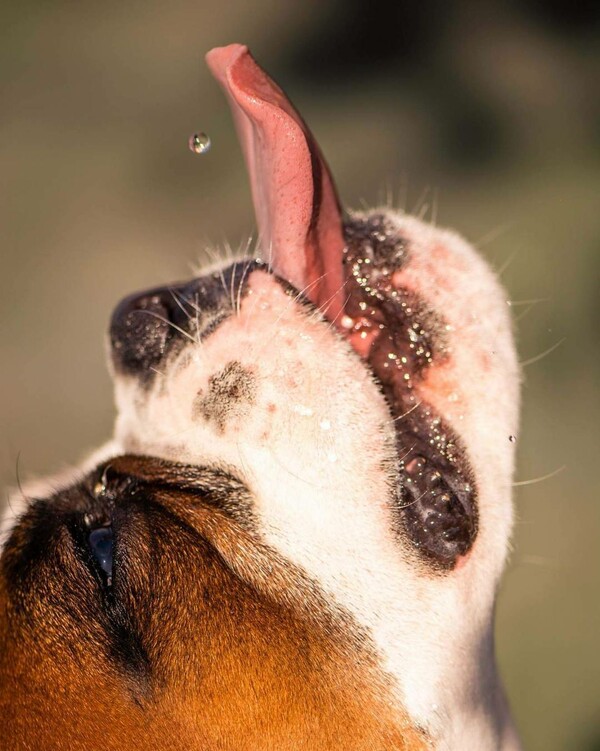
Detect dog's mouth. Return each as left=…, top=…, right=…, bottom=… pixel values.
left=106, top=45, right=478, bottom=572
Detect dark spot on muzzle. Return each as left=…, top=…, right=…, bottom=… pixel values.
left=192, top=361, right=257, bottom=432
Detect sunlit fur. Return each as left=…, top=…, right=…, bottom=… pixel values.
left=1, top=207, right=521, bottom=749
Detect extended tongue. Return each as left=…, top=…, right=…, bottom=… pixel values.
left=205, top=44, right=346, bottom=324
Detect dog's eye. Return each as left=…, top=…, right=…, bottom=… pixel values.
left=88, top=526, right=114, bottom=585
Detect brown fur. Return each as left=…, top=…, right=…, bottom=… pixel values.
left=0, top=455, right=427, bottom=750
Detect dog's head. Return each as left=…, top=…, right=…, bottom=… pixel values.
left=0, top=45, right=521, bottom=749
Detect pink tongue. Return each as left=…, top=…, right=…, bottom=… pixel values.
left=206, top=44, right=346, bottom=323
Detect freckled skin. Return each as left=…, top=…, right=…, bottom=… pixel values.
left=192, top=360, right=257, bottom=432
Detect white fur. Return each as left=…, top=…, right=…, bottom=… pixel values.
left=1, top=209, right=521, bottom=750
left=110, top=210, right=521, bottom=749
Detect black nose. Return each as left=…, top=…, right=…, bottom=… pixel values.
left=109, top=261, right=261, bottom=382
left=110, top=286, right=179, bottom=379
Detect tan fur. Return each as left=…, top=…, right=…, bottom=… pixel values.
left=0, top=455, right=427, bottom=750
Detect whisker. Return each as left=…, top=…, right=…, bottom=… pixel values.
left=474, top=223, right=512, bottom=250
left=507, top=297, right=549, bottom=307
left=266, top=448, right=324, bottom=488
left=520, top=338, right=565, bottom=367
left=320, top=289, right=353, bottom=333
left=250, top=274, right=329, bottom=360
left=396, top=489, right=428, bottom=510
left=517, top=554, right=559, bottom=569
left=412, top=185, right=430, bottom=217
left=311, top=277, right=351, bottom=324
left=136, top=310, right=196, bottom=344
left=417, top=200, right=430, bottom=221
left=229, top=259, right=238, bottom=312
left=168, top=288, right=194, bottom=324
left=513, top=301, right=541, bottom=323
left=384, top=179, right=394, bottom=209
left=496, top=250, right=517, bottom=277
left=398, top=444, right=417, bottom=464
left=513, top=465, right=566, bottom=487
left=14, top=452, right=29, bottom=511
left=205, top=246, right=230, bottom=297
left=393, top=400, right=422, bottom=422
left=430, top=187, right=439, bottom=227
left=398, top=173, right=409, bottom=213
left=236, top=258, right=253, bottom=317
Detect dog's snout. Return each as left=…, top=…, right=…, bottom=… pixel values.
left=110, top=289, right=175, bottom=378
left=109, top=262, right=259, bottom=382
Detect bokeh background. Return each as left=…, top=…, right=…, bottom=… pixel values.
left=1, top=1, right=598, bottom=748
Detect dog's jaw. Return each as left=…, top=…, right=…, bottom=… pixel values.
left=109, top=206, right=520, bottom=749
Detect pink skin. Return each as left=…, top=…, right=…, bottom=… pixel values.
left=205, top=44, right=347, bottom=325
left=206, top=42, right=518, bottom=591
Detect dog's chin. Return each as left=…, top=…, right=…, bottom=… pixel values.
left=0, top=454, right=428, bottom=751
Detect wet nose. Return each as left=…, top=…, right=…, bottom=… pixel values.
left=110, top=286, right=181, bottom=379
left=109, top=262, right=259, bottom=382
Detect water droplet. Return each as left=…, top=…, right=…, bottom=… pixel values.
left=509, top=435, right=517, bottom=443
left=188, top=132, right=211, bottom=154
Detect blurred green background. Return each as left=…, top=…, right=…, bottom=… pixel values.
left=1, top=1, right=598, bottom=748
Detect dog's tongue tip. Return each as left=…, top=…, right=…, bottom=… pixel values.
left=204, top=44, right=248, bottom=78
left=206, top=43, right=346, bottom=324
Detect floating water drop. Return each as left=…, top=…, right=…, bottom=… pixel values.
left=188, top=132, right=211, bottom=154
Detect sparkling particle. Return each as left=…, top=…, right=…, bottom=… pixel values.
left=293, top=404, right=314, bottom=417
left=188, top=132, right=211, bottom=154
left=93, top=482, right=105, bottom=498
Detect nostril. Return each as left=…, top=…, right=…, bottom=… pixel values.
left=110, top=292, right=173, bottom=377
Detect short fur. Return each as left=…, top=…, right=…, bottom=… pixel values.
left=0, top=44, right=521, bottom=750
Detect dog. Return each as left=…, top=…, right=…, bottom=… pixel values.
left=0, top=44, right=521, bottom=750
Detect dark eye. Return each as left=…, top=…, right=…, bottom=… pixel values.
left=88, top=526, right=114, bottom=585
